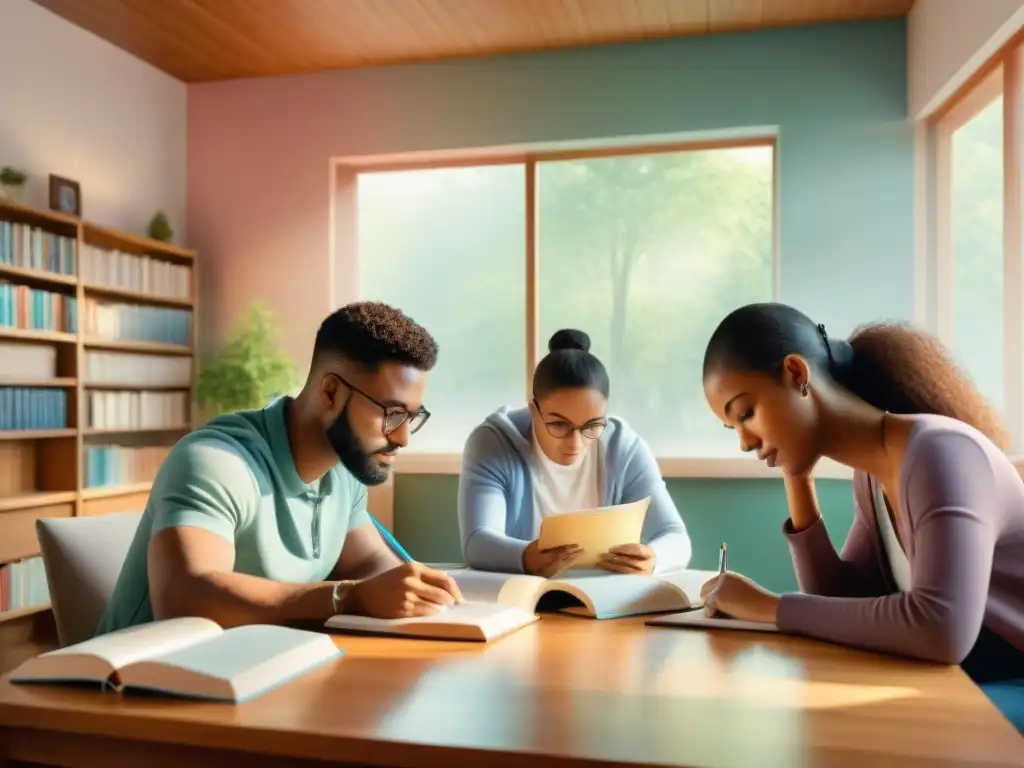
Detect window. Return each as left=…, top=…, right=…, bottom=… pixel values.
left=353, top=140, right=776, bottom=456
left=357, top=165, right=527, bottom=453
left=946, top=73, right=1005, bottom=415
left=537, top=146, right=774, bottom=456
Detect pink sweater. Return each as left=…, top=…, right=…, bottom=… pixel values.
left=776, top=414, right=1024, bottom=664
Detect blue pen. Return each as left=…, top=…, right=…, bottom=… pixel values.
left=369, top=513, right=414, bottom=563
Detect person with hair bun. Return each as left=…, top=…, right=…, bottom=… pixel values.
left=699, top=301, right=1024, bottom=731
left=457, top=329, right=692, bottom=578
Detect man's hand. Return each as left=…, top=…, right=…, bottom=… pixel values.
left=522, top=540, right=581, bottom=578
left=598, top=543, right=656, bottom=575
left=346, top=562, right=464, bottom=619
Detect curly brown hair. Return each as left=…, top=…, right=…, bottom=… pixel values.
left=844, top=322, right=1009, bottom=449
left=703, top=302, right=1009, bottom=450
left=313, top=301, right=438, bottom=371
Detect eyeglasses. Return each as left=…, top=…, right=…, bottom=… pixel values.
left=532, top=398, right=606, bottom=440
left=332, top=374, right=431, bottom=437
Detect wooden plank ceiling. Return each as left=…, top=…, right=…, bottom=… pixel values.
left=31, top=0, right=916, bottom=83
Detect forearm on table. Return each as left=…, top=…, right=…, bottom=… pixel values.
left=155, top=570, right=337, bottom=629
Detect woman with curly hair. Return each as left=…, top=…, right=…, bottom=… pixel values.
left=699, top=302, right=1024, bottom=732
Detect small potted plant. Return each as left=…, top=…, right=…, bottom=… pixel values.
left=196, top=302, right=298, bottom=420
left=147, top=211, right=174, bottom=243
left=0, top=167, right=28, bottom=202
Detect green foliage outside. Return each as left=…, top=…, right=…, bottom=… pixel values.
left=357, top=147, right=773, bottom=454
left=196, top=302, right=298, bottom=417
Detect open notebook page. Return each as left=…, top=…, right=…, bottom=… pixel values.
left=128, top=624, right=338, bottom=680
left=37, top=617, right=222, bottom=671
left=448, top=570, right=547, bottom=610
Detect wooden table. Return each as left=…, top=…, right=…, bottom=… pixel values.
left=0, top=615, right=1022, bottom=768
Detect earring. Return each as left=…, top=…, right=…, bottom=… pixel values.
left=800, top=382, right=809, bottom=397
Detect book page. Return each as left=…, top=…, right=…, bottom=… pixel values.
left=537, top=497, right=650, bottom=568
left=553, top=571, right=691, bottom=618
left=447, top=569, right=547, bottom=610
left=647, top=610, right=778, bottom=633
left=118, top=625, right=341, bottom=702
left=657, top=568, right=720, bottom=606
left=329, top=601, right=530, bottom=629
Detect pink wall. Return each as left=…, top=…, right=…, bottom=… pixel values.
left=0, top=0, right=186, bottom=240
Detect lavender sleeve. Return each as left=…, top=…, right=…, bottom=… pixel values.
left=776, top=432, right=999, bottom=664
left=782, top=472, right=888, bottom=598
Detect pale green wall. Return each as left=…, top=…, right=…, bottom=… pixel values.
left=394, top=476, right=855, bottom=593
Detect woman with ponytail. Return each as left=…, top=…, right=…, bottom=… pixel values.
left=700, top=302, right=1024, bottom=731
left=457, top=329, right=692, bottom=579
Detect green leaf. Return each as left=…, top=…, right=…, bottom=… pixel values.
left=195, top=302, right=298, bottom=416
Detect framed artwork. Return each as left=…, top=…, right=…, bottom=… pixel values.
left=48, top=175, right=81, bottom=216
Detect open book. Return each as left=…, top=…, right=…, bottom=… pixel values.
left=9, top=617, right=342, bottom=702
left=325, top=601, right=538, bottom=642
left=537, top=497, right=650, bottom=570
left=646, top=610, right=778, bottom=634
left=448, top=567, right=718, bottom=620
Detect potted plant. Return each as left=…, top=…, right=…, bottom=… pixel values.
left=147, top=211, right=174, bottom=242
left=196, top=302, right=298, bottom=420
left=0, top=167, right=27, bottom=202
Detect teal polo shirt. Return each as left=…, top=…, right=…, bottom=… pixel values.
left=94, top=396, right=370, bottom=636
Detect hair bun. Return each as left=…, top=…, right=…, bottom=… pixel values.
left=548, top=329, right=591, bottom=353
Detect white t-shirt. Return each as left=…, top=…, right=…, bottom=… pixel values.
left=873, top=479, right=912, bottom=592
left=530, top=435, right=601, bottom=523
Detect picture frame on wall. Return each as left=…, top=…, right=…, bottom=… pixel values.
left=48, top=174, right=81, bottom=217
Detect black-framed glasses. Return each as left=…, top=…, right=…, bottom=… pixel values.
left=532, top=398, right=606, bottom=440
left=333, top=374, right=430, bottom=437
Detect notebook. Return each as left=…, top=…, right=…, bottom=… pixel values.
left=537, top=496, right=650, bottom=570
left=448, top=567, right=718, bottom=620
left=646, top=610, right=778, bottom=633
left=325, top=600, right=538, bottom=642
left=8, top=617, right=343, bottom=702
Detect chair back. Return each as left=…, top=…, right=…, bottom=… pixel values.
left=36, top=511, right=142, bottom=647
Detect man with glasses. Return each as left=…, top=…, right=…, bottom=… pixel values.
left=95, top=301, right=463, bottom=636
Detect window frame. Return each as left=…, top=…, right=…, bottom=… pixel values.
left=931, top=42, right=1024, bottom=453
left=339, top=134, right=851, bottom=480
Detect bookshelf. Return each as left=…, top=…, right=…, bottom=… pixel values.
left=0, top=196, right=197, bottom=628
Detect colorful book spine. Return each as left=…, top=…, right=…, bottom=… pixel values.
left=0, top=221, right=77, bottom=276
left=84, top=444, right=172, bottom=488
left=0, top=557, right=50, bottom=613
left=0, top=282, right=76, bottom=333
left=82, top=299, right=191, bottom=346
left=0, top=387, right=67, bottom=431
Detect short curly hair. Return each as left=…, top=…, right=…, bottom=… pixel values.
left=313, top=301, right=438, bottom=371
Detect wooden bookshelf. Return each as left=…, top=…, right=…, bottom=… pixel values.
left=0, top=196, right=197, bottom=625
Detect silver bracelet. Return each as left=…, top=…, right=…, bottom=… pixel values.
left=331, top=580, right=358, bottom=615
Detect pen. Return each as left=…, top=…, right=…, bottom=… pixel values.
left=369, top=513, right=414, bottom=563
left=718, top=541, right=728, bottom=574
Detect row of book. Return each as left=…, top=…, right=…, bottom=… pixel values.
left=0, top=282, right=77, bottom=334
left=0, top=557, right=49, bottom=613
left=84, top=351, right=192, bottom=388
left=0, top=221, right=77, bottom=276
left=81, top=299, right=191, bottom=347
left=82, top=244, right=191, bottom=301
left=85, top=443, right=172, bottom=488
left=87, top=390, right=189, bottom=431
left=0, top=387, right=68, bottom=431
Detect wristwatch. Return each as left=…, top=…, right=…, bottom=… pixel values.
left=331, top=579, right=359, bottom=615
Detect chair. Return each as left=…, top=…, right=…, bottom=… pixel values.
left=36, top=511, right=143, bottom=647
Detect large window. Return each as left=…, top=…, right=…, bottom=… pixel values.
left=537, top=146, right=774, bottom=456
left=357, top=165, right=526, bottom=452
left=945, top=70, right=1005, bottom=416
left=355, top=140, right=776, bottom=456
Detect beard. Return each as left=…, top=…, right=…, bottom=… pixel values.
left=324, top=405, right=398, bottom=486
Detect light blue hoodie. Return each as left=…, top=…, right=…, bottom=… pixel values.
left=457, top=405, right=692, bottom=574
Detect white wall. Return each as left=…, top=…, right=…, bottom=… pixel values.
left=909, top=0, right=1024, bottom=118
left=0, top=0, right=187, bottom=240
